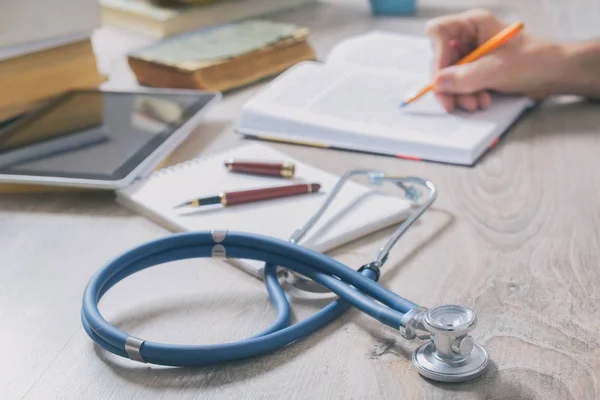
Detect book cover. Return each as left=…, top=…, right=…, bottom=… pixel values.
left=127, top=20, right=315, bottom=91
left=129, top=20, right=308, bottom=70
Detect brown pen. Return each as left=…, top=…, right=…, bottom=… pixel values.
left=174, top=183, right=321, bottom=209
left=224, top=159, right=295, bottom=178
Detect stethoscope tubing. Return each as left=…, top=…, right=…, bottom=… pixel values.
left=81, top=231, right=417, bottom=366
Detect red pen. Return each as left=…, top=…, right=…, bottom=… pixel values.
left=224, top=159, right=296, bottom=178
left=174, top=183, right=321, bottom=209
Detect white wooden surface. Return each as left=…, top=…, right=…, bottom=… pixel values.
left=2, top=0, right=600, bottom=399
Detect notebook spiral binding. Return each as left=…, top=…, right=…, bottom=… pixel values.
left=148, top=147, right=236, bottom=181
left=147, top=144, right=296, bottom=183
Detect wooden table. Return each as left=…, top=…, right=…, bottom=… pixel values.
left=2, top=0, right=599, bottom=398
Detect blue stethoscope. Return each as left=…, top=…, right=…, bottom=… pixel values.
left=81, top=170, right=489, bottom=383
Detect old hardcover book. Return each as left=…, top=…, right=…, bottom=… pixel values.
left=0, top=40, right=104, bottom=110
left=0, top=0, right=100, bottom=48
left=127, top=20, right=315, bottom=92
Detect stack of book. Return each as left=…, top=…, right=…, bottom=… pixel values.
left=0, top=0, right=105, bottom=125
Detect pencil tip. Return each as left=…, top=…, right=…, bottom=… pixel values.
left=400, top=101, right=408, bottom=108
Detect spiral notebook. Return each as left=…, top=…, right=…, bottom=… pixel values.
left=116, top=143, right=413, bottom=278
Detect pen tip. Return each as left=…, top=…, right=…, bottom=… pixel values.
left=400, top=101, right=408, bottom=108
left=174, top=201, right=191, bottom=209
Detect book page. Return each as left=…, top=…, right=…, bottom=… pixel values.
left=242, top=61, right=508, bottom=149
left=325, top=31, right=449, bottom=115
left=326, top=31, right=434, bottom=77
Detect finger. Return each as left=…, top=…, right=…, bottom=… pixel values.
left=429, top=58, right=439, bottom=81
left=477, top=91, right=492, bottom=109
left=449, top=39, right=460, bottom=52
left=426, top=16, right=474, bottom=68
left=429, top=43, right=453, bottom=81
left=434, top=58, right=499, bottom=94
left=426, top=14, right=477, bottom=47
left=434, top=92, right=456, bottom=112
left=456, top=94, right=479, bottom=112
left=453, top=37, right=478, bottom=58
left=461, top=9, right=508, bottom=44
left=435, top=36, right=455, bottom=70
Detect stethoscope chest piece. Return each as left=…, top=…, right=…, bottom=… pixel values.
left=411, top=305, right=490, bottom=383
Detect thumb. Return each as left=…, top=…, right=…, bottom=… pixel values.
left=434, top=59, right=496, bottom=94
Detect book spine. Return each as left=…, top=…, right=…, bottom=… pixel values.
left=127, top=57, right=201, bottom=89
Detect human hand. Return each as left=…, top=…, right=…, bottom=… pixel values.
left=426, top=9, right=562, bottom=112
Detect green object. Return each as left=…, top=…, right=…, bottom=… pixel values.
left=129, top=20, right=301, bottom=67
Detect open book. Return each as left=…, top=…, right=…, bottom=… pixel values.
left=237, top=31, right=533, bottom=165
left=116, top=143, right=413, bottom=278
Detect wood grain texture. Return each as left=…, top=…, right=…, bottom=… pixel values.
left=2, top=1, right=600, bottom=399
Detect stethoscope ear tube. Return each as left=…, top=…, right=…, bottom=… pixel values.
left=285, top=171, right=436, bottom=292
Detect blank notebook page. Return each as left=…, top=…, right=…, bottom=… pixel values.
left=117, top=143, right=412, bottom=278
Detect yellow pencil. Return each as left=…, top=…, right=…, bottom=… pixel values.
left=401, top=21, right=525, bottom=107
